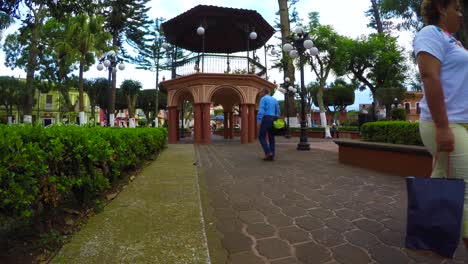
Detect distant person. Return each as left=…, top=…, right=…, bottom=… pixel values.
left=414, top=0, right=468, bottom=250
left=257, top=88, right=280, bottom=161
left=331, top=123, right=338, bottom=138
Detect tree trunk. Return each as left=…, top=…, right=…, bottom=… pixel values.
left=278, top=0, right=297, bottom=116
left=24, top=6, right=44, bottom=123
left=316, top=89, right=332, bottom=138
left=370, top=0, right=384, bottom=34
left=78, top=59, right=86, bottom=125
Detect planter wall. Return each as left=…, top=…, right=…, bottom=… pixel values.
left=334, top=139, right=432, bottom=177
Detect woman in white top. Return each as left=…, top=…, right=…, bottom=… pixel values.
left=414, top=0, right=468, bottom=249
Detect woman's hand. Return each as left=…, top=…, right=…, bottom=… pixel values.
left=436, top=127, right=455, bottom=152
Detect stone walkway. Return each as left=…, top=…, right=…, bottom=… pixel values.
left=196, top=137, right=467, bottom=264
left=52, top=145, right=209, bottom=264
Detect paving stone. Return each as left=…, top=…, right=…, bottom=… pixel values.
left=281, top=206, right=308, bottom=217
left=257, top=204, right=282, bottom=216
left=353, top=218, right=385, bottom=234
left=334, top=208, right=362, bottom=221
left=376, top=230, right=405, bottom=248
left=217, top=219, right=243, bottom=233
left=229, top=251, right=265, bottom=264
left=295, top=241, right=332, bottom=264
left=368, top=244, right=410, bottom=264
left=344, top=229, right=382, bottom=250
left=278, top=226, right=310, bottom=244
left=285, top=192, right=306, bottom=201
left=239, top=210, right=265, bottom=224
left=295, top=216, right=324, bottom=231
left=320, top=199, right=344, bottom=210
left=216, top=208, right=237, bottom=219
left=331, top=244, right=372, bottom=264
left=324, top=217, right=355, bottom=232
left=270, top=257, right=301, bottom=264
left=222, top=232, right=253, bottom=254
left=405, top=249, right=446, bottom=264
left=310, top=228, right=346, bottom=247
left=273, top=198, right=296, bottom=207
left=304, top=192, right=326, bottom=202
left=246, top=223, right=275, bottom=239
left=295, top=199, right=320, bottom=209
left=362, top=208, right=389, bottom=221
left=381, top=218, right=405, bottom=232
left=267, top=214, right=293, bottom=227
left=256, top=238, right=291, bottom=260
left=308, top=208, right=334, bottom=219
left=233, top=202, right=254, bottom=211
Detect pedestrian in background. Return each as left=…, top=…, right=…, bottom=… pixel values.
left=257, top=88, right=280, bottom=161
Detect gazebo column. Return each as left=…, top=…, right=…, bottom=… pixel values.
left=223, top=111, right=229, bottom=139
left=255, top=109, right=259, bottom=138
left=176, top=109, right=180, bottom=140
left=248, top=104, right=256, bottom=143
left=168, top=106, right=178, bottom=144
left=241, top=104, right=249, bottom=144
left=194, top=103, right=203, bottom=144
left=228, top=112, right=234, bottom=139
left=202, top=103, right=211, bottom=144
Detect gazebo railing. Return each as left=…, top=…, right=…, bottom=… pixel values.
left=174, top=54, right=266, bottom=77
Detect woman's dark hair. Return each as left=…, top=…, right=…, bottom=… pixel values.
left=263, top=88, right=270, bottom=95
left=421, top=0, right=454, bottom=25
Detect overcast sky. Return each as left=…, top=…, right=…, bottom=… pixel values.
left=0, top=0, right=414, bottom=110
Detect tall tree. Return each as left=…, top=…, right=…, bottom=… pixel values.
left=132, top=17, right=170, bottom=126
left=0, top=76, right=25, bottom=124
left=305, top=12, right=342, bottom=137
left=100, top=0, right=152, bottom=127
left=67, top=14, right=111, bottom=125
left=120, top=79, right=142, bottom=128
left=333, top=34, right=408, bottom=119
left=277, top=0, right=300, bottom=116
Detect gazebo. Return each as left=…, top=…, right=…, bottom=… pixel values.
left=160, top=5, right=276, bottom=144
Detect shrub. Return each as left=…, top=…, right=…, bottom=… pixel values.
left=360, top=121, right=422, bottom=146
left=0, top=125, right=167, bottom=221
left=391, top=108, right=407, bottom=121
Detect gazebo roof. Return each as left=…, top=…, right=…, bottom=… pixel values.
left=161, top=5, right=275, bottom=54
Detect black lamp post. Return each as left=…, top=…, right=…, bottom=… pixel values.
left=97, top=50, right=125, bottom=127
left=277, top=77, right=296, bottom=139
left=283, top=27, right=317, bottom=151
left=393, top=97, right=399, bottom=108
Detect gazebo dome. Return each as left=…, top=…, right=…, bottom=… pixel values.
left=161, top=5, right=275, bottom=53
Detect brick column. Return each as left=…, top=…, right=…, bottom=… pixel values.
left=223, top=112, right=229, bottom=139
left=168, top=106, right=178, bottom=144
left=194, top=103, right=202, bottom=144
left=241, top=104, right=248, bottom=144
left=248, top=104, right=255, bottom=143
left=228, top=112, right=234, bottom=139
left=255, top=109, right=259, bottom=138
left=203, top=103, right=211, bottom=144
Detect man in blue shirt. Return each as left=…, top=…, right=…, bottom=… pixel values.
left=257, top=88, right=280, bottom=161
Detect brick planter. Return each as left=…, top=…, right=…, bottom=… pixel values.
left=334, top=139, right=432, bottom=177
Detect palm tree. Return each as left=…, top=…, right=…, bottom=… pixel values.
left=67, top=14, right=111, bottom=125
left=121, top=79, right=142, bottom=128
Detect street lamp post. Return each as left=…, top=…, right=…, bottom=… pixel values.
left=277, top=77, right=296, bottom=139
left=393, top=97, right=399, bottom=108
left=283, top=27, right=318, bottom=151
left=97, top=50, right=125, bottom=127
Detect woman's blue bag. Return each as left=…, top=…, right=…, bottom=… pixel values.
left=405, top=176, right=465, bottom=258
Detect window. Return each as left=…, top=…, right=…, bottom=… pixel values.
left=416, top=103, right=421, bottom=114
left=45, top=95, right=53, bottom=110
left=405, top=103, right=410, bottom=113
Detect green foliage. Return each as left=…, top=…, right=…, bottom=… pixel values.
left=391, top=108, right=407, bottom=121
left=39, top=229, right=64, bottom=251
left=0, top=125, right=167, bottom=221
left=360, top=121, right=422, bottom=145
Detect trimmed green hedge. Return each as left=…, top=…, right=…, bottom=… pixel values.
left=0, top=125, right=167, bottom=220
left=360, top=121, right=422, bottom=146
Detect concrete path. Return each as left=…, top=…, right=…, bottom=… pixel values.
left=52, top=145, right=210, bottom=264
left=196, top=137, right=468, bottom=264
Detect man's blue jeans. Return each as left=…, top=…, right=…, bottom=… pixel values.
left=259, top=115, right=275, bottom=157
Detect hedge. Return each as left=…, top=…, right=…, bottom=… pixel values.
left=360, top=121, right=422, bottom=146
left=0, top=125, right=167, bottom=220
